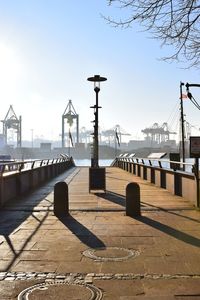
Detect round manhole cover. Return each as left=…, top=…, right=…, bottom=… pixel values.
left=83, top=247, right=140, bottom=261
left=18, top=281, right=103, bottom=300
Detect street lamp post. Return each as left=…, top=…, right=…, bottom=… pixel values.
left=185, top=82, right=200, bottom=208
left=87, top=75, right=107, bottom=191
left=180, top=82, right=185, bottom=171
left=87, top=75, right=107, bottom=168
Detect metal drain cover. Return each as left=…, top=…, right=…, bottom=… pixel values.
left=83, top=247, right=140, bottom=261
left=18, top=281, right=103, bottom=300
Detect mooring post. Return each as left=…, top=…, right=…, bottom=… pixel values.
left=126, top=182, right=141, bottom=217
left=54, top=181, right=69, bottom=216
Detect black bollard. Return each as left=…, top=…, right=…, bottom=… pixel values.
left=54, top=181, right=69, bottom=216
left=126, top=182, right=141, bottom=217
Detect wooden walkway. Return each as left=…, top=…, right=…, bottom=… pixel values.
left=0, top=166, right=200, bottom=299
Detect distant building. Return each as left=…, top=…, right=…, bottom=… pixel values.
left=40, top=143, right=52, bottom=151
left=160, top=139, right=176, bottom=148
left=127, top=139, right=158, bottom=150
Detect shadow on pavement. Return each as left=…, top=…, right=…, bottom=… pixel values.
left=142, top=201, right=200, bottom=224
left=137, top=215, right=200, bottom=247
left=96, top=190, right=145, bottom=208
left=1, top=212, right=49, bottom=272
left=0, top=168, right=76, bottom=236
left=58, top=215, right=105, bottom=249
left=95, top=191, right=125, bottom=207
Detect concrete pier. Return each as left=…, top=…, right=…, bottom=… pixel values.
left=0, top=166, right=200, bottom=299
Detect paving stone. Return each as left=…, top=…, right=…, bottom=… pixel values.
left=0, top=167, right=200, bottom=299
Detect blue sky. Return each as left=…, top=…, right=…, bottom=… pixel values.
left=0, top=0, right=199, bottom=144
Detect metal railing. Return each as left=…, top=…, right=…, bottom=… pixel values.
left=0, top=155, right=72, bottom=175
left=112, top=155, right=198, bottom=207
left=0, top=155, right=75, bottom=206
left=112, top=156, right=194, bottom=173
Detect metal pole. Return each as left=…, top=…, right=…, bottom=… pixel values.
left=180, top=82, right=185, bottom=171
left=76, top=114, right=79, bottom=144
left=87, top=75, right=107, bottom=168
left=68, top=129, right=70, bottom=157
left=62, top=115, right=64, bottom=148
left=19, top=116, right=21, bottom=148
left=94, top=88, right=99, bottom=168
left=115, top=134, right=117, bottom=158
left=195, top=158, right=200, bottom=208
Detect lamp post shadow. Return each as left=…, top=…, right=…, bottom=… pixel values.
left=95, top=190, right=126, bottom=207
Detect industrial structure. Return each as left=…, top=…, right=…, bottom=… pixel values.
left=1, top=105, right=22, bottom=148
left=61, top=100, right=79, bottom=148
left=1, top=101, right=195, bottom=160
left=77, top=125, right=131, bottom=146
left=101, top=124, right=131, bottom=145
left=141, top=122, right=176, bottom=144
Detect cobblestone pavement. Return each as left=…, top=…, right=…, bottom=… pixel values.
left=0, top=167, right=200, bottom=299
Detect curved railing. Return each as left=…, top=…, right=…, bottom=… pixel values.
left=112, top=155, right=198, bottom=207
left=111, top=155, right=194, bottom=173
left=0, top=156, right=72, bottom=175
left=0, top=155, right=75, bottom=207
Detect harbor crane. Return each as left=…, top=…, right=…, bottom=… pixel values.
left=1, top=105, right=22, bottom=147
left=62, top=100, right=79, bottom=148
left=101, top=124, right=131, bottom=145
left=142, top=122, right=176, bottom=144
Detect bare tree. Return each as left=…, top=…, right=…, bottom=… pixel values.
left=106, top=0, right=200, bottom=68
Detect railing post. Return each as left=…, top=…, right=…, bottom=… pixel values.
left=126, top=161, right=129, bottom=172
left=133, top=163, right=136, bottom=174
left=137, top=164, right=141, bottom=177
left=150, top=167, right=155, bottom=183
left=129, top=162, right=132, bottom=173
left=160, top=169, right=166, bottom=188
left=174, top=172, right=182, bottom=196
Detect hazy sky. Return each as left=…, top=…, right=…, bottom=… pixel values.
left=0, top=0, right=200, bottom=144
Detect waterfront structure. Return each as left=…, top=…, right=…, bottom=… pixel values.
left=1, top=105, right=22, bottom=148
left=62, top=100, right=79, bottom=148
left=0, top=166, right=200, bottom=298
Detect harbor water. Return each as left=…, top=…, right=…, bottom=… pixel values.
left=74, top=159, right=113, bottom=167
left=74, top=158, right=195, bottom=173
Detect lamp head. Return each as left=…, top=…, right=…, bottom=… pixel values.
left=87, top=75, right=107, bottom=91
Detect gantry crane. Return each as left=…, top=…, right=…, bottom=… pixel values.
left=142, top=122, right=176, bottom=144
left=62, top=100, right=79, bottom=148
left=101, top=124, right=131, bottom=145
left=1, top=105, right=22, bottom=147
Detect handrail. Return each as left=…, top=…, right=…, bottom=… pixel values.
left=0, top=156, right=72, bottom=175
left=114, top=156, right=194, bottom=173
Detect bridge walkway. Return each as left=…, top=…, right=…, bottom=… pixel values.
left=0, top=166, right=200, bottom=299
